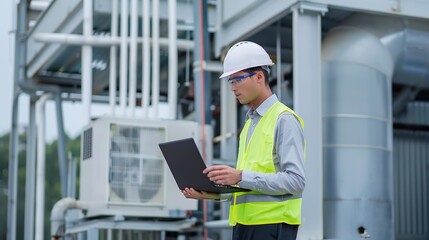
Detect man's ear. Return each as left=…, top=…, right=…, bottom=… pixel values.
left=256, top=71, right=265, bottom=84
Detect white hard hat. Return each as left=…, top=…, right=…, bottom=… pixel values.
left=219, top=41, right=274, bottom=79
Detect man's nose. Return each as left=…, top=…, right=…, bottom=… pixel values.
left=230, top=83, right=237, bottom=91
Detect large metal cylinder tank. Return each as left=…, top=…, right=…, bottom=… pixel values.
left=322, top=26, right=394, bottom=239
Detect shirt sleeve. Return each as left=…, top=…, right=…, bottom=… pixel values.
left=237, top=113, right=306, bottom=195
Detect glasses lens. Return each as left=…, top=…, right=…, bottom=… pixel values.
left=228, top=72, right=255, bottom=85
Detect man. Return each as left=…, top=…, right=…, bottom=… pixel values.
left=182, top=41, right=305, bottom=240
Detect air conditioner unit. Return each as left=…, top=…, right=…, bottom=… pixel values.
left=79, top=116, right=200, bottom=218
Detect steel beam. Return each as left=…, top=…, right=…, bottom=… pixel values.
left=292, top=2, right=327, bottom=239
left=215, top=0, right=296, bottom=56
left=313, top=0, right=429, bottom=19
left=26, top=0, right=82, bottom=78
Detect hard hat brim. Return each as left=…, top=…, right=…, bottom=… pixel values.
left=219, top=63, right=273, bottom=79
left=219, top=69, right=240, bottom=79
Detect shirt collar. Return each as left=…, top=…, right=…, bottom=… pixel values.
left=247, top=94, right=279, bottom=118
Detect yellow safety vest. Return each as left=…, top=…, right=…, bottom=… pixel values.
left=229, top=101, right=305, bottom=226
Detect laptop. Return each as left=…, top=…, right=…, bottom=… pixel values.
left=159, top=138, right=250, bottom=194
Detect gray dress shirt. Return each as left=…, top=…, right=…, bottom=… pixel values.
left=237, top=94, right=306, bottom=196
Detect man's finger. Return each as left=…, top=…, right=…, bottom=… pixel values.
left=203, top=165, right=228, bottom=174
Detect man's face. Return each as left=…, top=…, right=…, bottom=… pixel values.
left=228, top=70, right=261, bottom=105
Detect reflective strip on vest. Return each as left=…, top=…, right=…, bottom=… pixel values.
left=235, top=193, right=302, bottom=204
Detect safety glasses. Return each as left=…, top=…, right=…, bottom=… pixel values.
left=227, top=72, right=256, bottom=86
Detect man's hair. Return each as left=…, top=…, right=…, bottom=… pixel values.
left=243, top=66, right=270, bottom=86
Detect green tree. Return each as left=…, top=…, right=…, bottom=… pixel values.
left=0, top=132, right=80, bottom=240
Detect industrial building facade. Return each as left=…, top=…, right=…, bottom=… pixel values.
left=6, top=0, right=429, bottom=239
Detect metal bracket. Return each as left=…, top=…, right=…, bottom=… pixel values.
left=291, top=1, right=328, bottom=16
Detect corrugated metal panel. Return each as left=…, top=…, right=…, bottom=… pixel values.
left=395, top=101, right=429, bottom=125
left=394, top=101, right=429, bottom=240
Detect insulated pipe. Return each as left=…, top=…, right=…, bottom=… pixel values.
left=119, top=0, right=129, bottom=115
left=82, top=0, right=93, bottom=124
left=276, top=21, right=282, bottom=101
left=129, top=0, right=138, bottom=116
left=168, top=0, right=178, bottom=119
left=109, top=0, right=118, bottom=114
left=142, top=0, right=150, bottom=118
left=35, top=94, right=50, bottom=240
left=50, top=198, right=92, bottom=238
left=152, top=0, right=160, bottom=118
left=24, top=98, right=37, bottom=240
left=33, top=33, right=195, bottom=50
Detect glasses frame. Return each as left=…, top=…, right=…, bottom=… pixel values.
left=227, top=72, right=256, bottom=85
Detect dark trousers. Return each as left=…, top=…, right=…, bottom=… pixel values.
left=232, top=223, right=299, bottom=240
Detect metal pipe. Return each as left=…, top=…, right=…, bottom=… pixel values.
left=204, top=220, right=229, bottom=229
left=35, top=94, right=50, bottom=240
left=55, top=93, right=69, bottom=197
left=142, top=0, right=150, bottom=118
left=119, top=0, right=129, bottom=115
left=50, top=198, right=92, bottom=238
left=193, top=60, right=223, bottom=73
left=29, top=1, right=50, bottom=11
left=82, top=0, right=93, bottom=124
left=7, top=91, right=20, bottom=240
left=152, top=0, right=160, bottom=118
left=129, top=0, right=138, bottom=116
left=168, top=0, right=178, bottom=119
left=8, top=1, right=62, bottom=239
left=109, top=0, right=118, bottom=114
left=276, top=20, right=282, bottom=101
left=67, top=153, right=76, bottom=198
left=192, top=0, right=212, bottom=125
left=185, top=30, right=191, bottom=86
left=193, top=1, right=211, bottom=239
left=24, top=97, right=37, bottom=240
left=33, top=33, right=195, bottom=50
left=108, top=229, right=113, bottom=240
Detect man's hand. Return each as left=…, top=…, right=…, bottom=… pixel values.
left=182, top=188, right=219, bottom=200
left=203, top=165, right=242, bottom=186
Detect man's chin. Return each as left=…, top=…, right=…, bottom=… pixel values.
left=237, top=98, right=246, bottom=104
